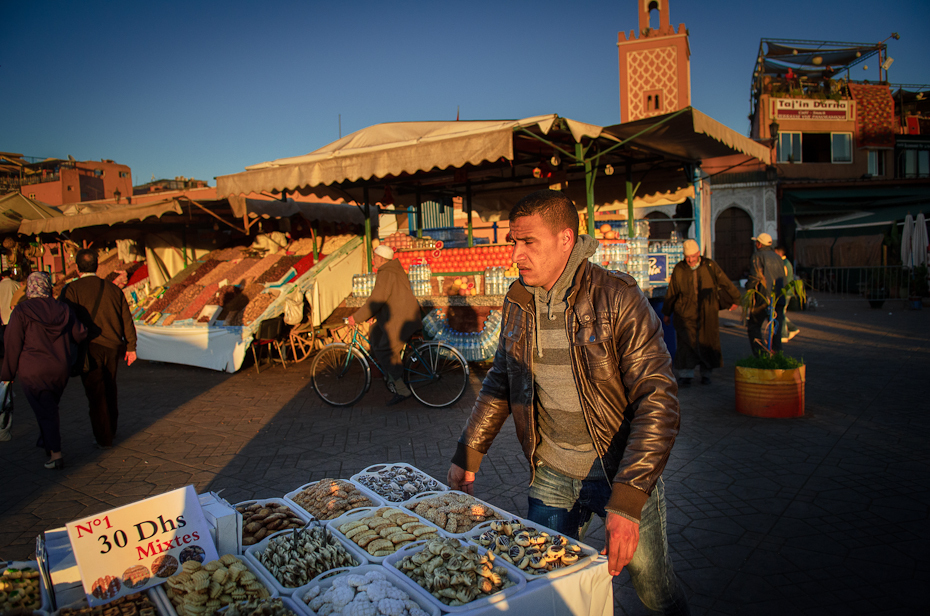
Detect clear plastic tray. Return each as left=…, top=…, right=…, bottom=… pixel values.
left=382, top=539, right=526, bottom=613
left=215, top=596, right=306, bottom=616
left=326, top=506, right=449, bottom=564
left=142, top=561, right=278, bottom=616
left=460, top=516, right=599, bottom=582
left=243, top=527, right=368, bottom=596
left=349, top=463, right=449, bottom=505
left=233, top=498, right=314, bottom=550
left=290, top=564, right=440, bottom=616
left=3, top=560, right=51, bottom=616
left=282, top=479, right=384, bottom=524
left=401, top=490, right=509, bottom=537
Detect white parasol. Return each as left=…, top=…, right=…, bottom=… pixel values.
left=901, top=213, right=914, bottom=267
left=913, top=213, right=928, bottom=268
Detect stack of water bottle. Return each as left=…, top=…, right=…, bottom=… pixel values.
left=627, top=237, right=651, bottom=290
left=421, top=309, right=502, bottom=362
left=484, top=267, right=516, bottom=295
left=408, top=263, right=432, bottom=296
left=352, top=273, right=377, bottom=297
left=662, top=230, right=684, bottom=265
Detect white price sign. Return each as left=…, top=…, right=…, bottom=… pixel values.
left=66, top=486, right=218, bottom=606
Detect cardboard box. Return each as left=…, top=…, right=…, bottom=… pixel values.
left=198, top=492, right=242, bottom=556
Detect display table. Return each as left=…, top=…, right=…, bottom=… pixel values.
left=136, top=323, right=250, bottom=373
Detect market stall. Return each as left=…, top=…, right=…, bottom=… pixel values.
left=33, top=464, right=612, bottom=616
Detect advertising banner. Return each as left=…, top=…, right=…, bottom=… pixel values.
left=66, top=485, right=218, bottom=606
left=649, top=253, right=669, bottom=283
left=773, top=99, right=851, bottom=121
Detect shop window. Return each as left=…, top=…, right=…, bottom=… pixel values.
left=901, top=149, right=930, bottom=178
left=868, top=150, right=885, bottom=176
left=777, top=132, right=802, bottom=163
left=94, top=169, right=104, bottom=177
left=801, top=133, right=832, bottom=163
left=119, top=171, right=128, bottom=178
left=831, top=133, right=852, bottom=163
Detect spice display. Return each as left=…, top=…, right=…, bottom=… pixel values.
left=224, top=598, right=298, bottom=616
left=353, top=465, right=444, bottom=503
left=337, top=507, right=439, bottom=558
left=165, top=555, right=270, bottom=616
left=241, top=291, right=279, bottom=326
left=289, top=479, right=376, bottom=521
left=59, top=592, right=156, bottom=616
left=253, top=524, right=358, bottom=588
left=236, top=501, right=308, bottom=546
left=405, top=493, right=502, bottom=534
left=0, top=565, right=43, bottom=614
left=302, top=569, right=429, bottom=616
left=394, top=538, right=516, bottom=607
left=471, top=519, right=586, bottom=575
left=255, top=256, right=301, bottom=284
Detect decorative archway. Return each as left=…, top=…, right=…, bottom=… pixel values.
left=714, top=206, right=754, bottom=281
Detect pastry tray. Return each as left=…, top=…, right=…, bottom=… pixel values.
left=289, top=564, right=440, bottom=616
left=325, top=506, right=450, bottom=564
left=3, top=560, right=52, bottom=616
left=282, top=480, right=384, bottom=524
left=349, top=463, right=449, bottom=505
left=232, top=498, right=314, bottom=550
left=400, top=491, right=510, bottom=538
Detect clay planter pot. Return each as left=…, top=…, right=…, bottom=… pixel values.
left=735, top=365, right=806, bottom=418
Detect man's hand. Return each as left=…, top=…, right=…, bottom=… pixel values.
left=662, top=315, right=671, bottom=325
left=602, top=512, right=640, bottom=576
left=447, top=464, right=476, bottom=495
left=125, top=351, right=137, bottom=367
left=346, top=316, right=356, bottom=327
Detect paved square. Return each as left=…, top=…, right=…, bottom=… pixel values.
left=1, top=297, right=927, bottom=614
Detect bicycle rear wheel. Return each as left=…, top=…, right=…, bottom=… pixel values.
left=311, top=344, right=370, bottom=406
left=404, top=342, right=469, bottom=407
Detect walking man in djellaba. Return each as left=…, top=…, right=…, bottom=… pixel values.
left=662, top=239, right=740, bottom=385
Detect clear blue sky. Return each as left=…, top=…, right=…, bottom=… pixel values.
left=2, top=0, right=928, bottom=187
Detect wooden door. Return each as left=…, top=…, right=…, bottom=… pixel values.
left=714, top=207, right=754, bottom=281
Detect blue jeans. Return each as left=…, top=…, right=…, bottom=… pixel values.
left=528, top=463, right=690, bottom=616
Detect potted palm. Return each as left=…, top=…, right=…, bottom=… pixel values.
left=736, top=281, right=806, bottom=418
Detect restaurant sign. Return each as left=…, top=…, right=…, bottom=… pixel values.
left=66, top=485, right=218, bottom=606
left=773, top=99, right=851, bottom=121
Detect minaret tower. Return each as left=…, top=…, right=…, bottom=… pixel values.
left=617, top=0, right=691, bottom=123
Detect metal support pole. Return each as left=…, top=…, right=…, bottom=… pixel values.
left=692, top=166, right=702, bottom=252
left=363, top=186, right=372, bottom=272
left=577, top=143, right=595, bottom=237
left=415, top=189, right=423, bottom=239
left=626, top=164, right=635, bottom=238
left=466, top=182, right=474, bottom=248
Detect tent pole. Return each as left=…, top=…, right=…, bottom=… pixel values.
left=364, top=186, right=372, bottom=272
left=692, top=165, right=702, bottom=251
left=577, top=143, right=596, bottom=237
left=310, top=221, right=319, bottom=262
left=466, top=181, right=473, bottom=248
left=626, top=163, right=635, bottom=238
left=415, top=189, right=423, bottom=239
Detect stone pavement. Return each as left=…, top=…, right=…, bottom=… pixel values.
left=1, top=295, right=927, bottom=615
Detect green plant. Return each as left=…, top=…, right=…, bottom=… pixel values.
left=736, top=352, right=804, bottom=370
left=740, top=282, right=807, bottom=362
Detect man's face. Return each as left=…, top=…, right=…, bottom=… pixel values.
left=685, top=253, right=701, bottom=268
left=510, top=213, right=574, bottom=291
left=372, top=254, right=388, bottom=270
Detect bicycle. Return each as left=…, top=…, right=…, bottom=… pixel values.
left=310, top=322, right=469, bottom=407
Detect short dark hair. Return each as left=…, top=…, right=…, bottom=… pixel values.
left=509, top=189, right=579, bottom=238
left=75, top=249, right=98, bottom=273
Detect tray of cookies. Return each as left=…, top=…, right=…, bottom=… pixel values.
left=242, top=524, right=367, bottom=597
left=462, top=517, right=599, bottom=582
left=1, top=561, right=50, bottom=616
left=282, top=479, right=383, bottom=523
left=163, top=554, right=274, bottom=616
left=349, top=463, right=448, bottom=505
left=232, top=499, right=312, bottom=549
left=55, top=589, right=162, bottom=616
left=326, top=507, right=446, bottom=564
left=292, top=564, right=439, bottom=616
left=402, top=491, right=507, bottom=537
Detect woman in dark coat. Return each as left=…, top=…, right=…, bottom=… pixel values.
left=1, top=272, right=86, bottom=469
left=662, top=240, right=740, bottom=385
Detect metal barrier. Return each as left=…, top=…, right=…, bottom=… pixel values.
left=805, top=266, right=913, bottom=299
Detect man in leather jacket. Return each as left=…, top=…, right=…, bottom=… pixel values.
left=448, top=190, right=689, bottom=615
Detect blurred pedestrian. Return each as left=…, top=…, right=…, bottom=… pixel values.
left=60, top=249, right=137, bottom=449
left=0, top=270, right=21, bottom=325
left=0, top=272, right=86, bottom=469
left=747, top=233, right=786, bottom=355
left=662, top=240, right=740, bottom=385
left=774, top=246, right=800, bottom=342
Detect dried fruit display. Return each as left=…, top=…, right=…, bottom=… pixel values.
left=394, top=538, right=516, bottom=607
left=165, top=284, right=204, bottom=315
left=241, top=291, right=279, bottom=326
left=178, top=283, right=220, bottom=320
left=225, top=258, right=261, bottom=286
left=471, top=519, right=586, bottom=575
left=302, top=569, right=429, bottom=616
left=255, top=256, right=301, bottom=284
left=184, top=259, right=222, bottom=286
left=405, top=493, right=502, bottom=534
left=197, top=260, right=238, bottom=287
left=237, top=253, right=283, bottom=286
left=288, top=479, right=376, bottom=521
left=253, top=524, right=358, bottom=588
left=337, top=507, right=440, bottom=558
left=165, top=555, right=269, bottom=616
left=236, top=501, right=308, bottom=546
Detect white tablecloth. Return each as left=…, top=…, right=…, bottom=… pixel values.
left=136, top=324, right=250, bottom=373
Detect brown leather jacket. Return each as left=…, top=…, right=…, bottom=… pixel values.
left=452, top=261, right=680, bottom=521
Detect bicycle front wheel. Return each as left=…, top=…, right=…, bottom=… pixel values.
left=311, top=344, right=370, bottom=406
left=404, top=342, right=469, bottom=407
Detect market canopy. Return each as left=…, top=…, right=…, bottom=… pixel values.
left=0, top=192, right=63, bottom=234
left=18, top=198, right=185, bottom=235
